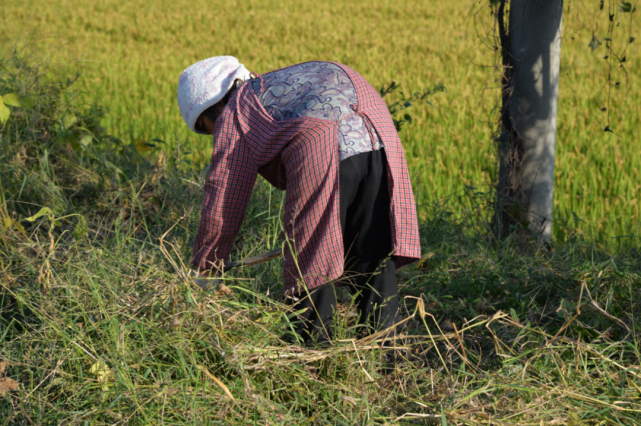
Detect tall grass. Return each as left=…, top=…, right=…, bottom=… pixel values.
left=1, top=45, right=641, bottom=424
left=1, top=0, right=639, bottom=242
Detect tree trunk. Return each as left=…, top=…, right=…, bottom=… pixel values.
left=494, top=0, right=563, bottom=243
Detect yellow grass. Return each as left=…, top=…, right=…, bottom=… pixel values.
left=1, top=0, right=639, bottom=242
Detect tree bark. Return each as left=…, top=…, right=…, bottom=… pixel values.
left=495, top=0, right=563, bottom=242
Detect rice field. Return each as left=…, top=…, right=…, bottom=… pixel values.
left=1, top=0, right=639, bottom=243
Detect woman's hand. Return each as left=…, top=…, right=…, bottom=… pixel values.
left=193, top=275, right=219, bottom=291
left=191, top=261, right=224, bottom=290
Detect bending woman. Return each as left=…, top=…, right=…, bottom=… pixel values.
left=177, top=57, right=421, bottom=345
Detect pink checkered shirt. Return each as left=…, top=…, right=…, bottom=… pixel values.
left=192, top=62, right=421, bottom=292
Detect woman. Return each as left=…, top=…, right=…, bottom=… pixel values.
left=177, top=56, right=421, bottom=345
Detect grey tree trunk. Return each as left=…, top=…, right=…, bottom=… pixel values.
left=494, top=0, right=563, bottom=242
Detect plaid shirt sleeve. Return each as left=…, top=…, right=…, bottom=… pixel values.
left=191, top=103, right=259, bottom=272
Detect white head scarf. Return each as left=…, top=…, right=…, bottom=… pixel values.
left=177, top=56, right=252, bottom=134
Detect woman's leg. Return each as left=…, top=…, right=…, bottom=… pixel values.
left=285, top=150, right=370, bottom=346
left=286, top=149, right=398, bottom=345
left=340, top=149, right=399, bottom=337
left=285, top=283, right=336, bottom=346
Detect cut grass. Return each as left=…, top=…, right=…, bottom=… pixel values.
left=1, top=0, right=639, bottom=241
left=2, top=167, right=640, bottom=424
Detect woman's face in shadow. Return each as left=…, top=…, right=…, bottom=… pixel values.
left=196, top=101, right=227, bottom=135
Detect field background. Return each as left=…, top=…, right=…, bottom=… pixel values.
left=2, top=2, right=641, bottom=423
left=1, top=0, right=639, bottom=242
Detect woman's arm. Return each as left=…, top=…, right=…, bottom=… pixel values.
left=191, top=114, right=259, bottom=274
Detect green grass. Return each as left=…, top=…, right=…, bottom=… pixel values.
left=2, top=147, right=641, bottom=424
left=1, top=46, right=641, bottom=425
left=1, top=0, right=639, bottom=241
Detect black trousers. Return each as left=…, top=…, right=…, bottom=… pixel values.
left=286, top=149, right=399, bottom=345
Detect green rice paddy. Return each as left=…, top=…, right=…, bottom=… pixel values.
left=1, top=0, right=639, bottom=242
